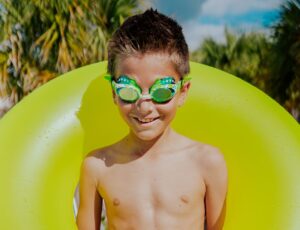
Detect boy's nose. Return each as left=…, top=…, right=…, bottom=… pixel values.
left=136, top=98, right=154, bottom=115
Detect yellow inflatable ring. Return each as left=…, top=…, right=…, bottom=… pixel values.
left=0, top=61, right=300, bottom=230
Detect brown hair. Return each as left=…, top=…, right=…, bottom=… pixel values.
left=107, top=8, right=190, bottom=78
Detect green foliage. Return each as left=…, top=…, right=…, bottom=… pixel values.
left=0, top=0, right=140, bottom=104
left=191, top=0, right=300, bottom=121
left=191, top=29, right=271, bottom=91
left=269, top=0, right=300, bottom=119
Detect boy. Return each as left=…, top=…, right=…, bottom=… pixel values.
left=76, top=9, right=228, bottom=230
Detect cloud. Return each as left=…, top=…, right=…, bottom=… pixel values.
left=149, top=0, right=206, bottom=22
left=182, top=20, right=226, bottom=51
left=181, top=0, right=284, bottom=50
left=144, top=0, right=283, bottom=51
left=200, top=0, right=284, bottom=16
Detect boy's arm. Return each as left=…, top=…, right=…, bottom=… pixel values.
left=76, top=157, right=102, bottom=230
left=203, top=148, right=228, bottom=230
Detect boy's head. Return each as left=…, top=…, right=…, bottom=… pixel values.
left=107, top=8, right=190, bottom=78
left=106, top=9, right=191, bottom=141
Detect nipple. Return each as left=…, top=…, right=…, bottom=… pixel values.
left=113, top=198, right=120, bottom=206
left=180, top=195, right=189, bottom=204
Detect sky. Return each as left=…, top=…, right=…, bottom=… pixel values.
left=146, top=0, right=285, bottom=51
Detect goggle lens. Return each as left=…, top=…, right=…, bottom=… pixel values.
left=118, top=87, right=139, bottom=102
left=118, top=86, right=173, bottom=103
left=152, top=88, right=173, bottom=103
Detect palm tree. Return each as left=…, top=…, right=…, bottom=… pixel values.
left=269, top=0, right=300, bottom=121
left=191, top=29, right=271, bottom=91
left=0, top=0, right=140, bottom=115
left=84, top=0, right=141, bottom=62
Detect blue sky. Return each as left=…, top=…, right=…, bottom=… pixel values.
left=145, top=0, right=285, bottom=51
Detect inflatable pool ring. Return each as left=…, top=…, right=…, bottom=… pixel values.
left=0, top=61, right=300, bottom=230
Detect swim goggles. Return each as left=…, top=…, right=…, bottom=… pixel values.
left=105, top=74, right=191, bottom=104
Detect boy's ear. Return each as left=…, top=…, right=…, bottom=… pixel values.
left=178, top=81, right=191, bottom=107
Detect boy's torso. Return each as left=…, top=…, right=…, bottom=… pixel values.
left=91, top=134, right=209, bottom=230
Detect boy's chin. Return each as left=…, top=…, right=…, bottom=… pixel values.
left=132, top=130, right=164, bottom=142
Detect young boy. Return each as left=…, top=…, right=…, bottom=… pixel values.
left=76, top=9, right=228, bottom=230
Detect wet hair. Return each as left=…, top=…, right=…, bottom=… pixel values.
left=107, top=8, right=190, bottom=78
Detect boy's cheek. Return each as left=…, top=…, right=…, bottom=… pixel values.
left=179, top=95, right=188, bottom=107
left=112, top=90, right=117, bottom=105
left=177, top=97, right=184, bottom=107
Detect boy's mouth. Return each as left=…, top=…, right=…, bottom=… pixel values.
left=133, top=116, right=160, bottom=124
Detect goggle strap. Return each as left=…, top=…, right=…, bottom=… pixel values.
left=104, top=74, right=113, bottom=81
left=182, top=76, right=192, bottom=84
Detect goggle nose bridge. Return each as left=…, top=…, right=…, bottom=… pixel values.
left=139, top=93, right=152, bottom=100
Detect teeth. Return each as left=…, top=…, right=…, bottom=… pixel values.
left=137, top=117, right=156, bottom=123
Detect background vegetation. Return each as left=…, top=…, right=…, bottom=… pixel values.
left=0, top=0, right=140, bottom=116
left=0, top=0, right=299, bottom=123
left=191, top=0, right=300, bottom=122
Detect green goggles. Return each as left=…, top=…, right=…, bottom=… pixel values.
left=105, top=75, right=191, bottom=104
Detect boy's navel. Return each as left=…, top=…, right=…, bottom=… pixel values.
left=113, top=198, right=120, bottom=206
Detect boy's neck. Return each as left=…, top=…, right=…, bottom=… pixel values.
left=123, top=126, right=177, bottom=158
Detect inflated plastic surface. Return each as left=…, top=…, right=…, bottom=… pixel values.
left=0, top=62, right=300, bottom=229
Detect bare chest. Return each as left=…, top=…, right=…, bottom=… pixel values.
left=97, top=154, right=206, bottom=218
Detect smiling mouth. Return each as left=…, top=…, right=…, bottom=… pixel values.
left=133, top=117, right=160, bottom=124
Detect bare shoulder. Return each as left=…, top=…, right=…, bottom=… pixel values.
left=191, top=141, right=227, bottom=174
left=192, top=141, right=224, bottom=161
left=80, top=150, right=103, bottom=181
left=202, top=144, right=226, bottom=168
left=81, top=144, right=117, bottom=177
left=192, top=142, right=228, bottom=188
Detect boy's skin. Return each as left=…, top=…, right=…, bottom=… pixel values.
left=76, top=53, right=228, bottom=230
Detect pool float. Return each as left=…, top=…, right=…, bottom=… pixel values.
left=0, top=61, right=300, bottom=230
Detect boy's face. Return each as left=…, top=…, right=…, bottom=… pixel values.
left=113, top=53, right=190, bottom=141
